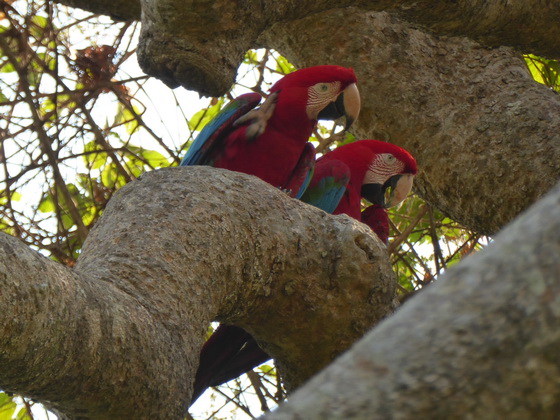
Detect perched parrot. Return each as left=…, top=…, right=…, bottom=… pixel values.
left=190, top=140, right=418, bottom=403
left=301, top=139, right=418, bottom=243
left=186, top=65, right=361, bottom=404
left=181, top=65, right=360, bottom=198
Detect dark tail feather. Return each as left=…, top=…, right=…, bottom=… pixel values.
left=190, top=324, right=271, bottom=404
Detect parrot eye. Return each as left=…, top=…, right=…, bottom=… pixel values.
left=382, top=154, right=396, bottom=164
left=310, top=81, right=340, bottom=96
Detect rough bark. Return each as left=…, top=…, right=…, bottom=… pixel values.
left=53, top=0, right=141, bottom=21
left=0, top=167, right=395, bottom=419
left=54, top=0, right=560, bottom=85
left=135, top=0, right=560, bottom=95
left=264, top=180, right=560, bottom=420
left=261, top=8, right=560, bottom=235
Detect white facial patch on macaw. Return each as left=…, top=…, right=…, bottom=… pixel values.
left=363, top=153, right=405, bottom=185
left=306, top=81, right=342, bottom=120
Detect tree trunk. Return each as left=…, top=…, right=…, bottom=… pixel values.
left=0, top=167, right=395, bottom=419
left=54, top=0, right=560, bottom=59
left=264, top=180, right=560, bottom=420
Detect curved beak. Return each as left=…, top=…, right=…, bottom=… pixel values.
left=317, top=83, right=360, bottom=130
left=361, top=173, right=415, bottom=208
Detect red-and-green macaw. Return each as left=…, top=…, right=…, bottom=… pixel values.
left=301, top=139, right=418, bottom=243
left=181, top=65, right=360, bottom=198
left=186, top=65, right=361, bottom=404
left=190, top=140, right=417, bottom=404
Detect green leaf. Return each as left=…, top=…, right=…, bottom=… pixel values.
left=37, top=51, right=56, bottom=72
left=114, top=103, right=142, bottom=135
left=101, top=166, right=115, bottom=188
left=15, top=405, right=33, bottom=420
left=38, top=193, right=56, bottom=213
left=83, top=141, right=109, bottom=170
left=275, top=56, right=295, bottom=75
left=0, top=218, right=16, bottom=236
left=141, top=149, right=171, bottom=168
left=0, top=191, right=22, bottom=205
left=187, top=98, right=224, bottom=132
left=61, top=213, right=74, bottom=230
left=30, top=15, right=49, bottom=39
left=524, top=54, right=560, bottom=91
left=0, top=393, right=10, bottom=406
left=0, top=61, right=16, bottom=73
left=81, top=205, right=97, bottom=226
left=0, top=392, right=17, bottom=420
left=26, top=63, right=41, bottom=87
left=243, top=50, right=259, bottom=65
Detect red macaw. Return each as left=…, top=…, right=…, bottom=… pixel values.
left=186, top=65, right=361, bottom=404
left=181, top=65, right=360, bottom=198
left=302, top=139, right=418, bottom=243
left=190, top=140, right=417, bottom=404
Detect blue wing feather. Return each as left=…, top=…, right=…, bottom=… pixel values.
left=300, top=159, right=350, bottom=213
left=281, top=143, right=316, bottom=199
left=180, top=93, right=262, bottom=166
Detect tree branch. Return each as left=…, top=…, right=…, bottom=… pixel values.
left=264, top=180, right=560, bottom=420
left=55, top=0, right=560, bottom=92
left=0, top=167, right=396, bottom=418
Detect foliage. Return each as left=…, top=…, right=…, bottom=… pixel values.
left=524, top=54, right=560, bottom=92
left=0, top=392, right=37, bottom=420
left=1, top=1, right=555, bottom=419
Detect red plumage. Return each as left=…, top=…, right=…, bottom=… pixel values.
left=315, top=139, right=417, bottom=241
left=361, top=204, right=390, bottom=244
left=213, top=65, right=359, bottom=191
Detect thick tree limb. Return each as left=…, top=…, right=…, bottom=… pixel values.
left=53, top=0, right=141, bottom=21
left=0, top=167, right=395, bottom=419
left=54, top=0, right=560, bottom=93
left=264, top=180, right=560, bottom=420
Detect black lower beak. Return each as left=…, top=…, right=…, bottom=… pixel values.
left=361, top=183, right=385, bottom=206
left=317, top=83, right=360, bottom=130
left=361, top=175, right=402, bottom=207
left=318, top=93, right=345, bottom=122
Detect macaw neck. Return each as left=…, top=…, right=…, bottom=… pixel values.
left=330, top=148, right=371, bottom=188
left=267, top=90, right=315, bottom=141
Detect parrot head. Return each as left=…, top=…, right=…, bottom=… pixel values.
left=359, top=140, right=417, bottom=208
left=269, top=65, right=360, bottom=131
left=326, top=139, right=417, bottom=208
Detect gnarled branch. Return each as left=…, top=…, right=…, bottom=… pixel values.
left=0, top=167, right=395, bottom=418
